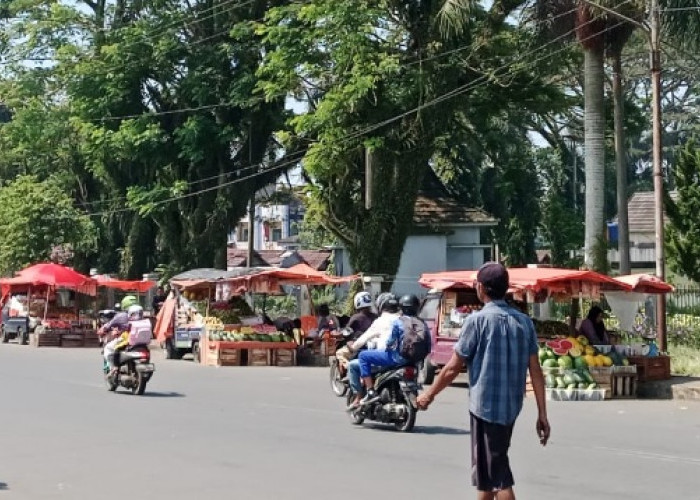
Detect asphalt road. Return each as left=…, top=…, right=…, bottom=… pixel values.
left=1, top=344, right=699, bottom=500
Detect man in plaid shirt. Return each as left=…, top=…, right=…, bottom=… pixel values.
left=417, top=262, right=550, bottom=500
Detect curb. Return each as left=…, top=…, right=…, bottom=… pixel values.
left=637, top=377, right=700, bottom=401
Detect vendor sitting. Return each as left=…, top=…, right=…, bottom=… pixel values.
left=579, top=305, right=610, bottom=345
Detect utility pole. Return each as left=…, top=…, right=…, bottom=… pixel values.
left=650, top=0, right=667, bottom=351
left=580, top=0, right=667, bottom=348
left=247, top=125, right=255, bottom=269
left=365, top=147, right=373, bottom=210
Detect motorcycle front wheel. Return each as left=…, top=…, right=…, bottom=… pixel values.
left=345, top=393, right=364, bottom=425
left=330, top=359, right=347, bottom=397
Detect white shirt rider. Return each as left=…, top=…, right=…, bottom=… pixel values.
left=352, top=311, right=401, bottom=352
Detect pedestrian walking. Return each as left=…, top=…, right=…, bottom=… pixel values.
left=416, top=262, right=550, bottom=500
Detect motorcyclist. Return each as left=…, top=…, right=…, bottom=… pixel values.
left=102, top=297, right=139, bottom=374
left=345, top=293, right=401, bottom=410
left=98, top=299, right=132, bottom=343
left=334, top=291, right=377, bottom=368
left=356, top=294, right=425, bottom=407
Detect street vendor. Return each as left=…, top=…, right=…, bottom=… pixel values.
left=579, top=305, right=611, bottom=345
left=316, top=303, right=340, bottom=334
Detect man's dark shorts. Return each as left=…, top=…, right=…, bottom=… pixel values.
left=470, top=412, right=515, bottom=492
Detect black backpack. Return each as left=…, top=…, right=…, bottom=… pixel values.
left=398, top=316, right=431, bottom=363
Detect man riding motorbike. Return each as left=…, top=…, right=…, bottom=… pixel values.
left=355, top=294, right=426, bottom=407
left=345, top=293, right=401, bottom=410
left=102, top=297, right=140, bottom=374
left=98, top=302, right=129, bottom=344
left=334, top=291, right=377, bottom=368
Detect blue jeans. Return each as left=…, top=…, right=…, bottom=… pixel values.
left=358, top=350, right=404, bottom=378
left=348, top=359, right=362, bottom=394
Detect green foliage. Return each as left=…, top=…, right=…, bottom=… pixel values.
left=666, top=141, right=700, bottom=282
left=0, top=175, right=97, bottom=274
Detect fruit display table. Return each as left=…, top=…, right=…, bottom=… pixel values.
left=627, top=355, right=671, bottom=382
left=202, top=339, right=297, bottom=367
left=31, top=325, right=100, bottom=348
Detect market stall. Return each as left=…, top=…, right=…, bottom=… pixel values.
left=0, top=263, right=98, bottom=347
left=606, top=274, right=674, bottom=383
left=156, top=268, right=272, bottom=361
left=419, top=266, right=637, bottom=400
left=197, top=264, right=359, bottom=367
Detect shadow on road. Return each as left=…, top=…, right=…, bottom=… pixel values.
left=415, top=425, right=469, bottom=435
left=0, top=482, right=8, bottom=490
left=116, top=391, right=186, bottom=398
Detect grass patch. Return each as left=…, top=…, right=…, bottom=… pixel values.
left=669, top=345, right=700, bottom=376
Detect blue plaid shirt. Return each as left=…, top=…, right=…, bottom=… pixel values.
left=455, top=300, right=538, bottom=426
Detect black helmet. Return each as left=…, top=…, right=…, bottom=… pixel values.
left=399, top=294, right=420, bottom=316
left=376, top=292, right=399, bottom=313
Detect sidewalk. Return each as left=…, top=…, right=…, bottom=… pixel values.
left=637, top=376, right=700, bottom=401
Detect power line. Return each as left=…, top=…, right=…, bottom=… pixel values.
left=71, top=12, right=629, bottom=219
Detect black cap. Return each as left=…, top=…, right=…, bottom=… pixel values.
left=476, top=262, right=509, bottom=299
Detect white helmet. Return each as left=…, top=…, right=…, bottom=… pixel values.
left=127, top=305, right=144, bottom=320
left=353, top=291, right=372, bottom=310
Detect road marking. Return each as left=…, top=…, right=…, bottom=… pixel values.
left=580, top=445, right=700, bottom=466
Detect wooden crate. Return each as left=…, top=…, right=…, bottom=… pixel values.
left=218, top=348, right=241, bottom=367
left=611, top=374, right=637, bottom=398
left=629, top=356, right=671, bottom=382
left=248, top=348, right=271, bottom=366
left=31, top=333, right=61, bottom=347
left=273, top=348, right=296, bottom=367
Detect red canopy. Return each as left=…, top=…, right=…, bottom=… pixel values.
left=225, top=263, right=357, bottom=294
left=0, top=263, right=97, bottom=296
left=419, top=267, right=631, bottom=296
left=94, top=275, right=156, bottom=293
left=612, top=274, right=674, bottom=294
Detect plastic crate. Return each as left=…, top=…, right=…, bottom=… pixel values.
left=546, top=388, right=607, bottom=401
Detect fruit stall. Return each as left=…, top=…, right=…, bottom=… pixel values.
left=156, top=268, right=269, bottom=361
left=200, top=264, right=358, bottom=366
left=605, top=273, right=674, bottom=383
left=0, top=263, right=99, bottom=348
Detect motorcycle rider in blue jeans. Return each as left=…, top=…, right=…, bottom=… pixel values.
left=354, top=295, right=421, bottom=407
left=346, top=293, right=400, bottom=409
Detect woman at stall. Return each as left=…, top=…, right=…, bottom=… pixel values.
left=579, top=305, right=610, bottom=345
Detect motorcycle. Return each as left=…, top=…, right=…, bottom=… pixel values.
left=330, top=328, right=355, bottom=397
left=103, top=345, right=155, bottom=396
left=346, top=364, right=420, bottom=433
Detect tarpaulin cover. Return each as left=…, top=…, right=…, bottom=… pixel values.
left=419, top=267, right=631, bottom=296
left=228, top=263, right=357, bottom=290
left=612, top=274, right=674, bottom=294
left=94, top=275, right=156, bottom=293
left=0, top=263, right=97, bottom=297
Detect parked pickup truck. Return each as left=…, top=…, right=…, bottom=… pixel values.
left=1, top=307, right=35, bottom=345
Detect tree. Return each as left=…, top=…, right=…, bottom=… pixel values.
left=0, top=176, right=97, bottom=274
left=257, top=0, right=567, bottom=278
left=665, top=142, right=700, bottom=283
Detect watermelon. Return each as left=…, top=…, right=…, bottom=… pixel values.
left=563, top=373, right=576, bottom=386
left=545, top=374, right=556, bottom=388
left=559, top=339, right=574, bottom=350
left=546, top=340, right=561, bottom=349
left=574, top=357, right=588, bottom=370
left=552, top=347, right=569, bottom=356
left=582, top=370, right=595, bottom=384
left=557, top=355, right=574, bottom=369
left=555, top=376, right=566, bottom=389
left=542, top=359, right=558, bottom=368
left=578, top=382, right=588, bottom=389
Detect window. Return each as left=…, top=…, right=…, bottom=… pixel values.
left=237, top=223, right=249, bottom=242
left=271, top=227, right=282, bottom=242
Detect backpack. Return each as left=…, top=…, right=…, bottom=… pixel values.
left=398, top=316, right=431, bottom=363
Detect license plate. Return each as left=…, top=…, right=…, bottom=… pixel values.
left=136, top=363, right=155, bottom=372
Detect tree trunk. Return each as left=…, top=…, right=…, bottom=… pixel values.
left=612, top=50, right=631, bottom=275
left=583, top=45, right=606, bottom=270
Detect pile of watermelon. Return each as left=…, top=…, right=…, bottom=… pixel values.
left=208, top=331, right=294, bottom=343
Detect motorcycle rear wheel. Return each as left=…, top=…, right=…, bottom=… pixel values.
left=393, top=399, right=416, bottom=433
left=133, top=370, right=147, bottom=395
left=330, top=360, right=347, bottom=397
